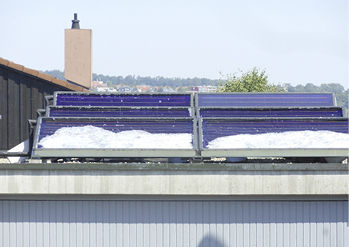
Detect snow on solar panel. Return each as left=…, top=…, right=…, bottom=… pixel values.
left=207, top=130, right=349, bottom=149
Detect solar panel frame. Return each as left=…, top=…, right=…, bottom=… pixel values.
left=195, top=92, right=336, bottom=107
left=46, top=106, right=194, bottom=118
left=32, top=117, right=198, bottom=158
left=198, top=117, right=349, bottom=158
left=197, top=106, right=343, bottom=118
left=53, top=92, right=194, bottom=107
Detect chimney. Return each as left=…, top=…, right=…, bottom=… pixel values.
left=64, top=13, right=92, bottom=89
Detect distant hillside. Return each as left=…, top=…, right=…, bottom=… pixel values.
left=42, top=70, right=65, bottom=80
left=42, top=70, right=219, bottom=87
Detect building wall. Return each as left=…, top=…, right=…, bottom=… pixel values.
left=0, top=199, right=347, bottom=247
left=0, top=165, right=347, bottom=246
left=0, top=65, right=70, bottom=150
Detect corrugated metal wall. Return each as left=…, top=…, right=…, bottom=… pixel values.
left=0, top=65, right=69, bottom=150
left=0, top=200, right=347, bottom=247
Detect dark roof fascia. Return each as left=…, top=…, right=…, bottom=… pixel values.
left=0, top=57, right=87, bottom=92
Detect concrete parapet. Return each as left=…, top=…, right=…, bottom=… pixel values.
left=0, top=163, right=347, bottom=196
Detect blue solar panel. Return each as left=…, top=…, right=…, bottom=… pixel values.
left=55, top=92, right=192, bottom=107
left=48, top=106, right=191, bottom=118
left=36, top=117, right=194, bottom=148
left=201, top=118, right=349, bottom=148
left=197, top=93, right=335, bottom=107
left=199, top=107, right=343, bottom=118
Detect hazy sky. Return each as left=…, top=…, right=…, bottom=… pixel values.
left=0, top=0, right=348, bottom=87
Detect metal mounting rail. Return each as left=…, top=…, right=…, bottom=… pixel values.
left=0, top=151, right=29, bottom=157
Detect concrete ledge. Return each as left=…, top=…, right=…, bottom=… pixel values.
left=0, top=194, right=347, bottom=201
left=0, top=165, right=347, bottom=196
left=0, top=162, right=347, bottom=171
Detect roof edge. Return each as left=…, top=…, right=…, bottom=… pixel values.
left=0, top=57, right=88, bottom=92
left=0, top=162, right=347, bottom=171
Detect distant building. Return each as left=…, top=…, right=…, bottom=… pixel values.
left=91, top=80, right=107, bottom=88
left=191, top=85, right=217, bottom=92
left=117, top=86, right=133, bottom=93
left=162, top=86, right=176, bottom=93
left=136, top=85, right=152, bottom=92
left=96, top=87, right=117, bottom=93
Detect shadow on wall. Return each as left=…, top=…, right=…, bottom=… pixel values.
left=198, top=234, right=226, bottom=247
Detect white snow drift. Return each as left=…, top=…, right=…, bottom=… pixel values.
left=39, top=125, right=193, bottom=149
left=207, top=130, right=349, bottom=149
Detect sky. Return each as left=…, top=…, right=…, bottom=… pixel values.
left=0, top=0, right=348, bottom=87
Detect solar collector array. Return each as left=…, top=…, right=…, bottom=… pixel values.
left=31, top=92, right=348, bottom=159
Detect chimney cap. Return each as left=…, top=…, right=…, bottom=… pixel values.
left=71, top=13, right=80, bottom=29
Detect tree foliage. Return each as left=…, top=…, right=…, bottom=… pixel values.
left=218, top=67, right=284, bottom=92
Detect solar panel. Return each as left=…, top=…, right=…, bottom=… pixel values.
left=201, top=118, right=348, bottom=147
left=47, top=106, right=192, bottom=118
left=32, top=117, right=197, bottom=158
left=197, top=93, right=335, bottom=107
left=199, top=117, right=349, bottom=157
left=54, top=92, right=193, bottom=107
left=199, top=107, right=343, bottom=118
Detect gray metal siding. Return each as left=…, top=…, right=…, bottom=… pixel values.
left=0, top=200, right=347, bottom=247
left=0, top=65, right=70, bottom=150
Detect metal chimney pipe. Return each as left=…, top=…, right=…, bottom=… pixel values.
left=71, top=13, right=80, bottom=29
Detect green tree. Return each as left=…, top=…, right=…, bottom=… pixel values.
left=218, top=67, right=284, bottom=92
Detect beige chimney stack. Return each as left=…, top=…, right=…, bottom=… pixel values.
left=65, top=13, right=92, bottom=89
